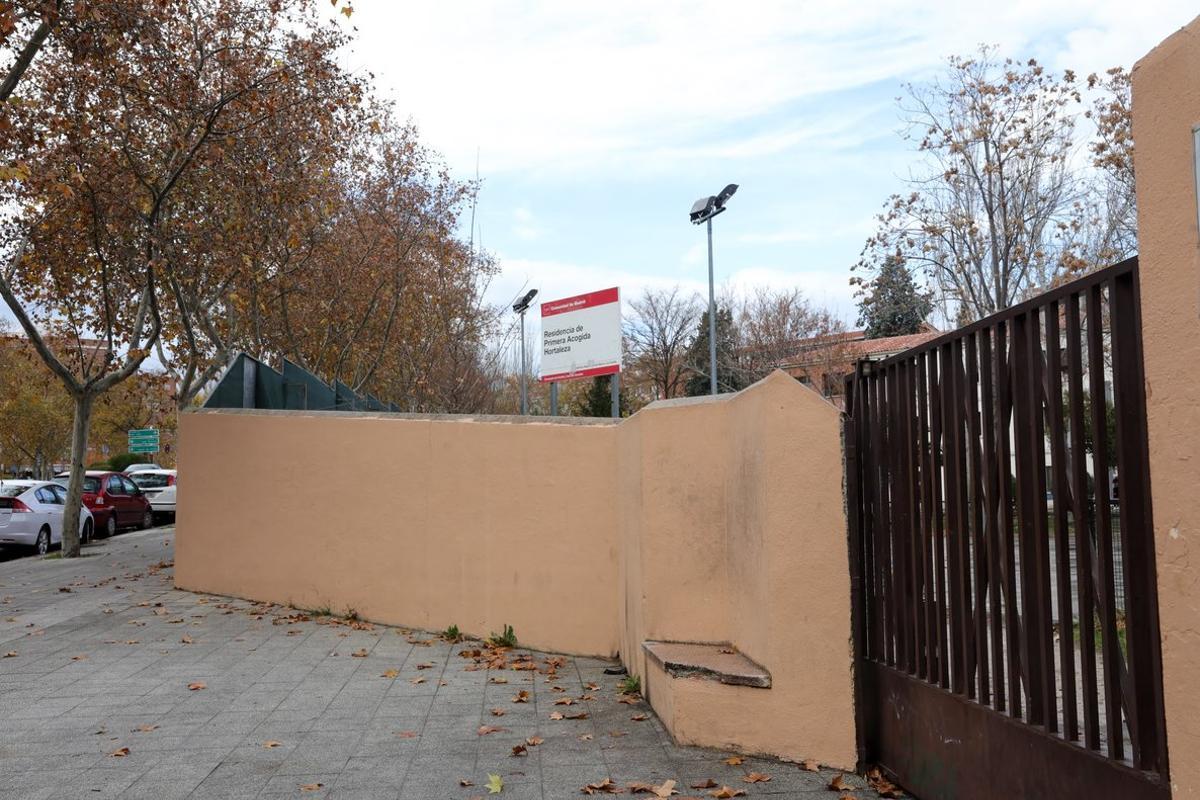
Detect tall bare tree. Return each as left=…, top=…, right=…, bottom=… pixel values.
left=736, top=287, right=849, bottom=394
left=623, top=286, right=700, bottom=401
left=855, top=49, right=1087, bottom=322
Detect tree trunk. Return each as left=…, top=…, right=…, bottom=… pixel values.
left=60, top=393, right=94, bottom=558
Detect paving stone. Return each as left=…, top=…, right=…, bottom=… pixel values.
left=0, top=528, right=896, bottom=800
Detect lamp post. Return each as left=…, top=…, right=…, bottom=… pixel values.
left=512, top=289, right=538, bottom=415
left=689, top=184, right=738, bottom=395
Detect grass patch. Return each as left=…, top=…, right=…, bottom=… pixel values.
left=618, top=675, right=641, bottom=695
left=487, top=624, right=517, bottom=649
left=442, top=624, right=462, bottom=643
left=1072, top=610, right=1127, bottom=656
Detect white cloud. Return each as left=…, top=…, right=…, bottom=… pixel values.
left=511, top=207, right=545, bottom=241
left=341, top=1, right=1197, bottom=176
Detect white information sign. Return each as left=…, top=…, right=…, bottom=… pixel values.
left=539, top=287, right=622, bottom=382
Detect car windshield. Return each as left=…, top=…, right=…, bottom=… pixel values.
left=81, top=477, right=100, bottom=492
left=131, top=474, right=170, bottom=489
left=0, top=485, right=26, bottom=497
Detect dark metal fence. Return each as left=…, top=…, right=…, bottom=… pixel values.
left=845, top=257, right=1169, bottom=796
left=205, top=353, right=400, bottom=413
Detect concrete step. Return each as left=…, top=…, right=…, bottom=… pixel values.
left=642, top=640, right=771, bottom=688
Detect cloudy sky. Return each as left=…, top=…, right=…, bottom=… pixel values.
left=337, top=1, right=1196, bottom=332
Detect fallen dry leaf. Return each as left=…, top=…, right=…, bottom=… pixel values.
left=416, top=662, right=435, bottom=669
left=351, top=648, right=368, bottom=657
left=710, top=788, right=746, bottom=799
left=829, top=774, right=852, bottom=792
left=564, top=712, right=589, bottom=720
left=486, top=773, right=503, bottom=794
left=381, top=669, right=400, bottom=679
left=553, top=697, right=576, bottom=706
left=263, top=741, right=282, bottom=749
left=180, top=635, right=193, bottom=644
left=525, top=736, right=543, bottom=746
left=133, top=724, right=158, bottom=733
left=490, top=708, right=506, bottom=717
left=477, top=725, right=507, bottom=736
left=110, top=747, right=130, bottom=757
left=583, top=777, right=623, bottom=795
left=691, top=779, right=718, bottom=789
left=631, top=713, right=649, bottom=721
left=71, top=655, right=87, bottom=661
left=511, top=743, right=527, bottom=757
left=299, top=783, right=323, bottom=792
left=585, top=682, right=600, bottom=691
left=187, top=682, right=206, bottom=691
left=549, top=712, right=564, bottom=720
left=410, top=676, right=426, bottom=684
left=743, top=773, right=770, bottom=784
left=489, top=676, right=508, bottom=684
left=2, top=651, right=15, bottom=658
left=459, top=779, right=474, bottom=787
left=511, top=690, right=530, bottom=703
left=800, top=760, right=820, bottom=772
left=394, top=730, right=418, bottom=738
left=723, top=756, right=743, bottom=766
left=579, top=733, right=594, bottom=741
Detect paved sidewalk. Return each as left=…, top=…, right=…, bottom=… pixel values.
left=0, top=529, right=886, bottom=799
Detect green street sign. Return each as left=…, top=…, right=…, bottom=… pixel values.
left=127, top=429, right=159, bottom=453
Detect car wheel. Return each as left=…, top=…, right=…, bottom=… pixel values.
left=105, top=514, right=117, bottom=538
left=140, top=510, right=153, bottom=530
left=35, top=527, right=50, bottom=556
left=82, top=520, right=93, bottom=545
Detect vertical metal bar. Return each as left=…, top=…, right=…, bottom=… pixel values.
left=997, top=320, right=1022, bottom=719
left=611, top=372, right=621, bottom=418
left=980, top=326, right=1006, bottom=713
left=844, top=369, right=869, bottom=772
left=916, top=351, right=934, bottom=682
left=888, top=364, right=907, bottom=669
left=706, top=216, right=717, bottom=396
left=1028, top=307, right=1058, bottom=732
left=954, top=339, right=975, bottom=698
left=876, top=368, right=896, bottom=666
left=929, top=348, right=949, bottom=689
left=1066, top=293, right=1101, bottom=751
left=1013, top=310, right=1046, bottom=724
left=1046, top=301, right=1079, bottom=740
left=946, top=341, right=969, bottom=695
left=1087, top=282, right=1123, bottom=760
left=1110, top=268, right=1168, bottom=775
left=966, top=331, right=990, bottom=705
left=862, top=370, right=879, bottom=662
left=905, top=358, right=921, bottom=675
left=550, top=382, right=559, bottom=416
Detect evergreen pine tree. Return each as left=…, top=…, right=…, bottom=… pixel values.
left=857, top=256, right=933, bottom=338
left=574, top=374, right=629, bottom=417
left=684, top=306, right=745, bottom=396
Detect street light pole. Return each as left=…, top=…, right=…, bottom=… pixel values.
left=706, top=216, right=717, bottom=396
left=512, top=289, right=538, bottom=416
left=689, top=184, right=738, bottom=397
left=519, top=309, right=528, bottom=415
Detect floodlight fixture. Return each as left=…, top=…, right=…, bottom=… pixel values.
left=513, top=289, right=538, bottom=314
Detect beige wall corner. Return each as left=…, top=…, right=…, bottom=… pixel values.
left=1133, top=14, right=1200, bottom=797
left=625, top=371, right=856, bottom=768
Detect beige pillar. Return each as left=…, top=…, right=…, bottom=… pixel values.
left=1133, top=16, right=1200, bottom=797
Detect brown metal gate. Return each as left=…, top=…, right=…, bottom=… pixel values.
left=844, top=257, right=1170, bottom=799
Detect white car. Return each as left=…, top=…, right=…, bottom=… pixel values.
left=123, top=463, right=162, bottom=474
left=128, top=469, right=176, bottom=522
left=0, top=480, right=95, bottom=555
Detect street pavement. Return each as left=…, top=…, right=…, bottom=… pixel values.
left=0, top=528, right=885, bottom=799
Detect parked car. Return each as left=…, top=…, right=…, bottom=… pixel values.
left=123, top=463, right=162, bottom=474
left=129, top=469, right=176, bottom=523
left=53, top=471, right=153, bottom=537
left=0, top=480, right=95, bottom=555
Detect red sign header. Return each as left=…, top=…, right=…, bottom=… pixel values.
left=540, top=286, right=619, bottom=318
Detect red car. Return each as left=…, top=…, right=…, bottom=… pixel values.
left=54, top=470, right=153, bottom=538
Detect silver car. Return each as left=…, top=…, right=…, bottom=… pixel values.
left=128, top=469, right=176, bottom=523
left=0, top=480, right=95, bottom=555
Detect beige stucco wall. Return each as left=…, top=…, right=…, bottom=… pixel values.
left=1134, top=16, right=1200, bottom=798
left=176, top=370, right=856, bottom=768
left=621, top=373, right=855, bottom=766
left=175, top=411, right=621, bottom=656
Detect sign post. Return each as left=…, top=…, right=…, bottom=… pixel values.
left=539, top=287, right=622, bottom=418
left=127, top=428, right=160, bottom=455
